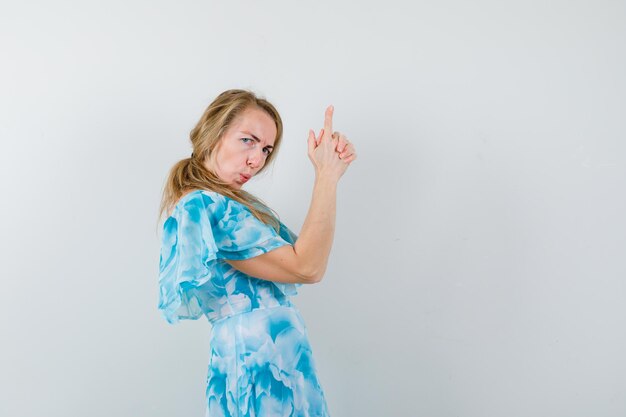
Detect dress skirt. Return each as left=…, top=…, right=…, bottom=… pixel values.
left=205, top=304, right=330, bottom=417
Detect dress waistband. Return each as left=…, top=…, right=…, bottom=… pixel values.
left=207, top=296, right=294, bottom=325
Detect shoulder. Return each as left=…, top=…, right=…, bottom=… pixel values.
left=168, top=190, right=258, bottom=226
left=169, top=190, right=228, bottom=217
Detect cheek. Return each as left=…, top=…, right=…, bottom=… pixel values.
left=222, top=148, right=249, bottom=171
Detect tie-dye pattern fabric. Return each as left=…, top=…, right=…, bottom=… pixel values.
left=158, top=190, right=330, bottom=416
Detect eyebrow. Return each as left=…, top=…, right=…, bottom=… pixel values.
left=242, top=131, right=274, bottom=149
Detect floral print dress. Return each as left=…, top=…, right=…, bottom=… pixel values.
left=158, top=190, right=330, bottom=417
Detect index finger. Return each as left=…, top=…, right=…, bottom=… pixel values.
left=324, top=105, right=334, bottom=134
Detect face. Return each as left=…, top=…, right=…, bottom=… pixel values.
left=205, top=106, right=277, bottom=189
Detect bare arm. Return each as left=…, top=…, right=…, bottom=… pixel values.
left=225, top=176, right=337, bottom=283
left=225, top=105, right=357, bottom=284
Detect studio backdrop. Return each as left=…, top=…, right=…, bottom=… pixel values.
left=1, top=1, right=625, bottom=416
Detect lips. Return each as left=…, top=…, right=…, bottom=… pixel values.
left=239, top=173, right=251, bottom=182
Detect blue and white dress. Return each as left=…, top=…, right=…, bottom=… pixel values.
left=158, top=190, right=330, bottom=417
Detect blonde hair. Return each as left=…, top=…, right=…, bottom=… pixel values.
left=158, top=89, right=284, bottom=231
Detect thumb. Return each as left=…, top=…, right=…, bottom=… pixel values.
left=316, top=128, right=324, bottom=146
left=307, top=129, right=316, bottom=155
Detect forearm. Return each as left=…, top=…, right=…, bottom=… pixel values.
left=293, top=175, right=337, bottom=282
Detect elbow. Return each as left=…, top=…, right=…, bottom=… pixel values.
left=305, top=273, right=323, bottom=284
left=298, top=266, right=325, bottom=284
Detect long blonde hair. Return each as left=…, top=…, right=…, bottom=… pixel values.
left=158, top=89, right=284, bottom=231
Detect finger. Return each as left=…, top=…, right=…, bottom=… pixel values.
left=331, top=133, right=340, bottom=151
left=323, top=105, right=334, bottom=139
left=338, top=135, right=349, bottom=152
left=332, top=132, right=343, bottom=151
left=317, top=128, right=324, bottom=145
left=339, top=150, right=353, bottom=159
left=307, top=129, right=316, bottom=154
left=341, top=142, right=353, bottom=155
left=339, top=144, right=356, bottom=158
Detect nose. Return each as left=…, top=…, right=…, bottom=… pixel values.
left=247, top=149, right=264, bottom=169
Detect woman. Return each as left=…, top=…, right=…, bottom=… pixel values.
left=158, top=89, right=356, bottom=416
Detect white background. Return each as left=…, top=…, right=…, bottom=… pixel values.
left=1, top=1, right=625, bottom=416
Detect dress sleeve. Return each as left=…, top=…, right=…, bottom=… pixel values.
left=212, top=197, right=292, bottom=261
left=213, top=196, right=302, bottom=297
left=158, top=192, right=221, bottom=324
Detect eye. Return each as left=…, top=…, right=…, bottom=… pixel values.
left=241, top=137, right=253, bottom=144
left=263, top=148, right=272, bottom=155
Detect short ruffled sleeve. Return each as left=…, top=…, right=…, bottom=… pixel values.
left=212, top=195, right=302, bottom=297
left=212, top=197, right=292, bottom=261
left=158, top=191, right=221, bottom=324
left=158, top=191, right=301, bottom=324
